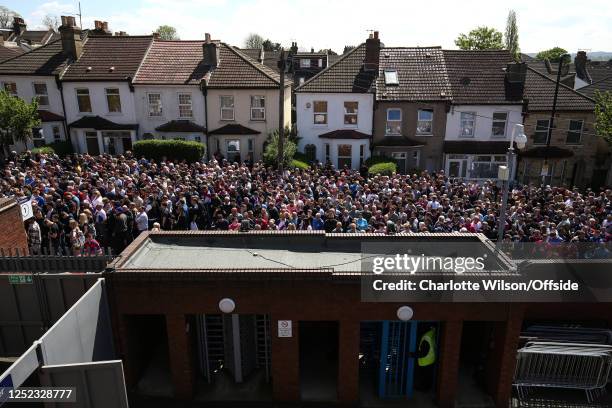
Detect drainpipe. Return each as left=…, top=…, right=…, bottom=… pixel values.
left=56, top=75, right=70, bottom=145
left=201, top=82, right=210, bottom=161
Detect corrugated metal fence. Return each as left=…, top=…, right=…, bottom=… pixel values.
left=0, top=248, right=114, bottom=273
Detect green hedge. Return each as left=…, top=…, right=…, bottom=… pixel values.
left=291, top=159, right=309, bottom=170
left=31, top=146, right=55, bottom=155
left=364, top=155, right=396, bottom=166
left=293, top=151, right=309, bottom=162
left=368, top=161, right=397, bottom=176
left=133, top=140, right=205, bottom=163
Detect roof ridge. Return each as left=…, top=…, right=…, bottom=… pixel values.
left=222, top=42, right=281, bottom=85
left=526, top=65, right=596, bottom=103
left=382, top=46, right=442, bottom=50
left=295, top=43, right=366, bottom=92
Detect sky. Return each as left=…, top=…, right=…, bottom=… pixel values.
left=11, top=0, right=612, bottom=54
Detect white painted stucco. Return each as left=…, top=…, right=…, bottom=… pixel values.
left=296, top=92, right=373, bottom=169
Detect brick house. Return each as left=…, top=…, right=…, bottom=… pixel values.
left=372, top=47, right=451, bottom=173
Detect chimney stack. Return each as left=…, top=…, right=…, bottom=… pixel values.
left=290, top=42, right=298, bottom=55
left=203, top=33, right=219, bottom=67
left=504, top=62, right=527, bottom=100
left=574, top=51, right=591, bottom=83
left=364, top=31, right=380, bottom=72
left=93, top=20, right=111, bottom=35
left=59, top=16, right=83, bottom=61
left=12, top=17, right=27, bottom=36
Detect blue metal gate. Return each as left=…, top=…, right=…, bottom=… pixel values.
left=378, top=320, right=418, bottom=398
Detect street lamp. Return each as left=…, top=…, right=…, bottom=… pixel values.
left=497, top=124, right=527, bottom=245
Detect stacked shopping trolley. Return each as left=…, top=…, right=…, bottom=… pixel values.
left=514, top=326, right=612, bottom=404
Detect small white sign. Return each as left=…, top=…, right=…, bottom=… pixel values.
left=278, top=320, right=292, bottom=337
left=20, top=201, right=33, bottom=221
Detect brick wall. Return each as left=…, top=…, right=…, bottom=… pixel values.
left=0, top=198, right=28, bottom=253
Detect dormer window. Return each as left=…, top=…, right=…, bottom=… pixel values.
left=300, top=59, right=311, bottom=68
left=384, top=70, right=399, bottom=85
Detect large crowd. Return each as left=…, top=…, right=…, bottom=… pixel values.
left=1, top=151, right=610, bottom=257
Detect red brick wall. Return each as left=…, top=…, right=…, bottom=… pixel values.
left=0, top=198, right=28, bottom=253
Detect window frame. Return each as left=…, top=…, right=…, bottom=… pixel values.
left=533, top=119, right=550, bottom=145
left=2, top=81, right=17, bottom=96
left=385, top=108, right=402, bottom=135
left=105, top=87, right=122, bottom=114
left=416, top=109, right=434, bottom=135
left=313, top=100, right=328, bottom=125
left=384, top=70, right=399, bottom=85
left=566, top=119, right=584, bottom=145
left=75, top=88, right=92, bottom=113
left=147, top=93, right=163, bottom=117
left=220, top=95, right=235, bottom=121
left=491, top=111, right=508, bottom=138
left=300, top=59, right=311, bottom=68
left=459, top=111, right=476, bottom=138
left=178, top=92, right=193, bottom=118
left=32, top=82, right=49, bottom=108
left=343, top=101, right=358, bottom=126
left=250, top=95, right=266, bottom=121
left=337, top=144, right=352, bottom=168
left=52, top=126, right=61, bottom=141
left=324, top=143, right=331, bottom=163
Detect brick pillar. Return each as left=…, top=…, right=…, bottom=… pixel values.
left=271, top=317, right=300, bottom=401
left=165, top=313, right=194, bottom=399
left=338, top=319, right=360, bottom=403
left=490, top=308, right=523, bottom=407
left=436, top=320, right=463, bottom=408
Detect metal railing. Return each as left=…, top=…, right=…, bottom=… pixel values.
left=0, top=247, right=114, bottom=273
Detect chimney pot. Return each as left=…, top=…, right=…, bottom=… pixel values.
left=12, top=16, right=26, bottom=36
left=203, top=34, right=219, bottom=67
left=374, top=31, right=379, bottom=39
left=205, top=33, right=211, bottom=43
left=364, top=31, right=381, bottom=72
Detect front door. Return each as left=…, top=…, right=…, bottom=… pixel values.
left=86, top=132, right=100, bottom=155
left=392, top=152, right=407, bottom=174
left=448, top=159, right=467, bottom=178
left=226, top=139, right=241, bottom=163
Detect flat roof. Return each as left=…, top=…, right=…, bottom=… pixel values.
left=112, top=231, right=512, bottom=274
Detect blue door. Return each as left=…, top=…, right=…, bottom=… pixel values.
left=378, top=320, right=418, bottom=399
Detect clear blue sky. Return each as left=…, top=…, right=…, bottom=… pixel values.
left=12, top=0, right=612, bottom=54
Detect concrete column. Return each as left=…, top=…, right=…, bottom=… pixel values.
left=436, top=320, right=463, bottom=408
left=165, top=313, right=194, bottom=399
left=96, top=130, right=104, bottom=154
left=337, top=319, right=360, bottom=403
left=270, top=316, right=299, bottom=401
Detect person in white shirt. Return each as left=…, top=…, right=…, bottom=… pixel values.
left=135, top=206, right=149, bottom=235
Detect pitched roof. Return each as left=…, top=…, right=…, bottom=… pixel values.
left=155, top=120, right=206, bottom=132
left=523, top=67, right=595, bottom=111
left=68, top=115, right=138, bottom=130
left=296, top=44, right=376, bottom=93
left=377, top=47, right=451, bottom=101
left=134, top=40, right=208, bottom=85
left=0, top=44, right=23, bottom=61
left=442, top=49, right=522, bottom=105
left=578, top=75, right=612, bottom=99
left=206, top=44, right=283, bottom=89
left=318, top=129, right=370, bottom=139
left=208, top=123, right=260, bottom=135
left=0, top=40, right=69, bottom=76
left=37, top=110, right=65, bottom=122
left=61, top=35, right=153, bottom=81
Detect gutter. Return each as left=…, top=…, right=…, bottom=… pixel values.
left=201, top=81, right=210, bottom=161
left=55, top=75, right=70, bottom=145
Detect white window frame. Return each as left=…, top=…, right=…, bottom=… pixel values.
left=32, top=83, right=49, bottom=108
left=178, top=93, right=193, bottom=118
left=459, top=111, right=476, bottom=138
left=300, top=59, right=311, bottom=68
left=324, top=143, right=331, bottom=163
left=2, top=81, right=17, bottom=96
left=384, top=70, right=399, bottom=85
left=344, top=101, right=358, bottom=126
left=250, top=95, right=265, bottom=121
left=566, top=119, right=584, bottom=145
left=105, top=87, right=122, bottom=113
left=413, top=150, right=420, bottom=168
left=533, top=119, right=549, bottom=145
left=313, top=100, right=328, bottom=125
left=52, top=126, right=61, bottom=140
left=416, top=109, right=433, bottom=135
left=385, top=108, right=402, bottom=135
left=491, top=111, right=508, bottom=138
left=147, top=93, right=163, bottom=117
left=337, top=144, right=352, bottom=168
left=220, top=95, right=235, bottom=121
left=75, top=88, right=92, bottom=113
left=359, top=144, right=366, bottom=165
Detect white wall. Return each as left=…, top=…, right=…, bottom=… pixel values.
left=296, top=92, right=373, bottom=168
left=444, top=104, right=523, bottom=141
left=62, top=81, right=137, bottom=125
left=134, top=85, right=206, bottom=135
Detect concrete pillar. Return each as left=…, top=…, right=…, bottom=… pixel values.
left=436, top=320, right=463, bottom=408
left=96, top=130, right=104, bottom=154
left=337, top=319, right=360, bottom=403
left=165, top=313, right=194, bottom=399
left=270, top=316, right=299, bottom=401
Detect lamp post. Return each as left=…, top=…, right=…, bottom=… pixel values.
left=497, top=124, right=527, bottom=245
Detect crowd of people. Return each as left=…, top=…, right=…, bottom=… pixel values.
left=1, top=151, right=610, bottom=257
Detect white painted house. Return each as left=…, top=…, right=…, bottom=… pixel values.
left=295, top=38, right=379, bottom=169
left=0, top=40, right=69, bottom=152
left=442, top=50, right=526, bottom=180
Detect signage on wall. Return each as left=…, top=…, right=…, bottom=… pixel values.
left=278, top=320, right=292, bottom=337
left=19, top=200, right=33, bottom=221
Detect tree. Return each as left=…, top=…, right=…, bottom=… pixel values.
left=262, top=39, right=281, bottom=52
left=0, top=6, right=20, bottom=29
left=594, top=90, right=612, bottom=145
left=505, top=10, right=519, bottom=60
left=156, top=25, right=179, bottom=40
left=42, top=14, right=59, bottom=31
left=0, top=91, right=41, bottom=156
left=535, top=47, right=569, bottom=62
left=263, top=127, right=297, bottom=168
left=244, top=33, right=264, bottom=49
left=455, top=26, right=504, bottom=50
